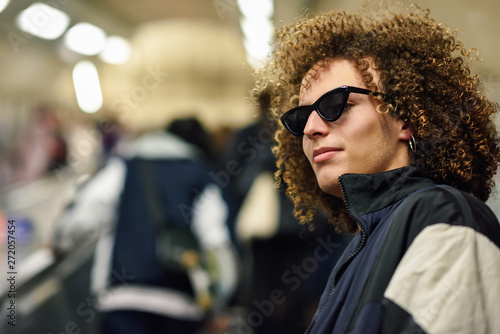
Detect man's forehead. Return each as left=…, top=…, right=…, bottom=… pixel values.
left=299, top=62, right=332, bottom=95
left=299, top=58, right=381, bottom=97
left=298, top=60, right=351, bottom=98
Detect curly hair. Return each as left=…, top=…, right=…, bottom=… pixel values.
left=254, top=5, right=500, bottom=232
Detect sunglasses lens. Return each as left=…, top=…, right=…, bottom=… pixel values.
left=282, top=107, right=311, bottom=135
left=317, top=91, right=346, bottom=121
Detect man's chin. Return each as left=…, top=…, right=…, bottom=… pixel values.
left=318, top=181, right=342, bottom=198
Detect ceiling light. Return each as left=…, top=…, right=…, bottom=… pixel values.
left=237, top=0, right=273, bottom=19
left=16, top=2, right=70, bottom=40
left=240, top=17, right=274, bottom=43
left=64, top=22, right=107, bottom=56
left=0, top=0, right=10, bottom=13
left=99, top=36, right=131, bottom=65
left=243, top=37, right=272, bottom=68
left=72, top=61, right=103, bottom=113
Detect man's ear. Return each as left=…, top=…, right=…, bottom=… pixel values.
left=398, top=120, right=413, bottom=141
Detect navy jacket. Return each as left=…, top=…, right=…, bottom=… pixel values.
left=54, top=131, right=238, bottom=321
left=307, top=166, right=500, bottom=334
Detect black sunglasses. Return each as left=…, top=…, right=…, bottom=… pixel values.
left=280, top=85, right=383, bottom=136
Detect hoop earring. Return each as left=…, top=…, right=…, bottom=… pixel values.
left=409, top=135, right=416, bottom=153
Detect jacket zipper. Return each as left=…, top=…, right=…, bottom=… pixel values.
left=304, top=176, right=367, bottom=334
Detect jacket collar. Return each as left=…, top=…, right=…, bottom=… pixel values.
left=339, top=166, right=436, bottom=223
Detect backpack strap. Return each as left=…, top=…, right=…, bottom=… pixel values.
left=137, top=159, right=167, bottom=231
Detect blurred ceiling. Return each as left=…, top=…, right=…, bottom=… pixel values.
left=0, top=0, right=499, bottom=131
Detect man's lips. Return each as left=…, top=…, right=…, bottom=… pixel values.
left=313, top=147, right=342, bottom=163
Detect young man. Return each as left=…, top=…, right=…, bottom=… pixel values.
left=256, top=5, right=500, bottom=334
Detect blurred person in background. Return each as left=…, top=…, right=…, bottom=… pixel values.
left=95, top=114, right=129, bottom=160
left=6, top=105, right=68, bottom=185
left=255, top=3, right=500, bottom=334
left=52, top=116, right=239, bottom=333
